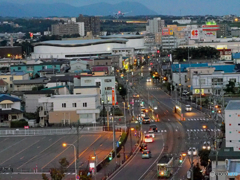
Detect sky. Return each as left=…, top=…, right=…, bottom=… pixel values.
left=0, top=0, right=240, bottom=15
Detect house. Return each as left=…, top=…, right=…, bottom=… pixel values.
left=42, top=86, right=70, bottom=95
left=10, top=62, right=64, bottom=78
left=69, top=59, right=92, bottom=73
left=13, top=77, right=48, bottom=91
left=0, top=72, right=30, bottom=92
left=233, top=53, right=240, bottom=64
left=92, top=65, right=112, bottom=75
left=218, top=49, right=232, bottom=61
left=0, top=79, right=8, bottom=93
left=80, top=75, right=116, bottom=104
left=0, top=94, right=23, bottom=127
left=38, top=94, right=101, bottom=126
left=94, top=57, right=112, bottom=66
left=45, top=75, right=74, bottom=92
left=73, top=86, right=100, bottom=101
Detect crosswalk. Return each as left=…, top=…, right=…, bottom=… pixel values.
left=146, top=87, right=161, bottom=90
left=185, top=118, right=211, bottom=121
left=187, top=129, right=221, bottom=132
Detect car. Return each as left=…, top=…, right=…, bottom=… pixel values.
left=147, top=77, right=152, bottom=82
left=143, top=117, right=150, bottom=124
left=185, top=105, right=192, bottom=112
left=144, top=135, right=154, bottom=143
left=149, top=124, right=158, bottom=132
left=139, top=143, right=148, bottom=151
left=142, top=150, right=152, bottom=159
left=188, top=147, right=198, bottom=156
left=141, top=106, right=146, bottom=111
left=182, top=90, right=189, bottom=96
left=133, top=94, right=140, bottom=98
left=141, top=112, right=146, bottom=117
left=202, top=141, right=211, bottom=150
left=146, top=131, right=155, bottom=138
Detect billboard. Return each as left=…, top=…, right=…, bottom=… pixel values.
left=112, top=87, right=115, bottom=106
left=205, top=31, right=216, bottom=37
left=169, top=28, right=173, bottom=35
left=191, top=29, right=199, bottom=39
left=162, top=28, right=170, bottom=35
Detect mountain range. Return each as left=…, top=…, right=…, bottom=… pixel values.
left=0, top=2, right=158, bottom=17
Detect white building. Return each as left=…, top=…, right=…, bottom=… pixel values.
left=172, top=19, right=191, bottom=24
left=162, top=36, right=178, bottom=51
left=225, top=100, right=240, bottom=151
left=31, top=39, right=128, bottom=59
left=76, top=22, right=85, bottom=37
left=38, top=94, right=101, bottom=126
left=147, top=18, right=165, bottom=34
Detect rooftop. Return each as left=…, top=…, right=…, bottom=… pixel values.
left=42, top=85, right=68, bottom=90
left=33, top=39, right=128, bottom=47
left=0, top=94, right=21, bottom=102
left=48, top=76, right=74, bottom=83
left=225, top=100, right=240, bottom=110
left=0, top=79, right=8, bottom=86
left=49, top=94, right=98, bottom=98
left=23, top=90, right=54, bottom=95
left=13, top=78, right=48, bottom=85
left=74, top=86, right=99, bottom=89
left=11, top=62, right=64, bottom=67
left=100, top=34, right=144, bottom=39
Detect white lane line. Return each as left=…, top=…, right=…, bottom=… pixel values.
left=0, top=138, right=26, bottom=154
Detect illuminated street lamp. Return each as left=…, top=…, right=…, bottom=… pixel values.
left=130, top=128, right=135, bottom=131
left=62, top=143, right=77, bottom=180
left=202, top=125, right=207, bottom=129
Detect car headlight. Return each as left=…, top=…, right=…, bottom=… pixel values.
left=193, top=152, right=197, bottom=155
left=203, top=146, right=206, bottom=149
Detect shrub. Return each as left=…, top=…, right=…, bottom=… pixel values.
left=11, top=120, right=28, bottom=128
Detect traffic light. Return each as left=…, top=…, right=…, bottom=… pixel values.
left=168, top=54, right=170, bottom=57
left=108, top=152, right=112, bottom=161
left=217, top=110, right=221, bottom=113
left=121, top=74, right=124, bottom=78
left=157, top=50, right=160, bottom=54
left=215, top=105, right=219, bottom=108
left=163, top=76, right=168, bottom=81
left=211, top=110, right=215, bottom=113
left=179, top=155, right=183, bottom=163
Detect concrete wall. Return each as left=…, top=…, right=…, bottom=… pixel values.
left=49, top=111, right=79, bottom=124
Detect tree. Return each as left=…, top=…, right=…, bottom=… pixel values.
left=193, top=163, right=204, bottom=180
left=49, top=158, right=69, bottom=180
left=42, top=173, right=49, bottom=180
left=224, top=80, right=235, bottom=94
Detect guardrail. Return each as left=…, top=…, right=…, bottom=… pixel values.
left=0, top=127, right=104, bottom=137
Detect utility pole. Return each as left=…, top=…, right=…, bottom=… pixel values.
left=198, top=74, right=202, bottom=110
left=76, top=119, right=80, bottom=177
left=179, top=64, right=182, bottom=100
left=106, top=91, right=109, bottom=129
left=215, top=110, right=219, bottom=180
left=189, top=131, right=194, bottom=180
left=112, top=106, right=117, bottom=165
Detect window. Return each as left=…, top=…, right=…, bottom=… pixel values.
left=62, top=103, right=66, bottom=108
left=18, top=67, right=21, bottom=70
left=83, top=102, right=87, bottom=107
left=199, top=79, right=206, bottom=85
left=96, top=82, right=101, bottom=86
left=104, top=79, right=112, bottom=82
left=84, top=80, right=91, bottom=83
left=10, top=84, right=12, bottom=88
left=11, top=115, right=17, bottom=119
left=72, top=103, right=77, bottom=107
left=229, top=78, right=236, bottom=83
left=81, top=113, right=93, bottom=118
left=105, top=87, right=112, bottom=90
left=2, top=104, right=11, bottom=109
left=106, top=62, right=108, bottom=65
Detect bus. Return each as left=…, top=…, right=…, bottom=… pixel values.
left=157, top=156, right=174, bottom=178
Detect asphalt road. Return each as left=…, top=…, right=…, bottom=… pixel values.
left=0, top=132, right=120, bottom=179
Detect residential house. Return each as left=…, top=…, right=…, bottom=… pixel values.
left=233, top=53, right=240, bottom=64
left=218, top=49, right=232, bottom=61
left=45, top=75, right=74, bottom=92
left=0, top=94, right=23, bottom=127
left=92, top=66, right=110, bottom=75
left=73, top=86, right=100, bottom=102
left=42, top=86, right=70, bottom=95
left=187, top=67, right=240, bottom=96
left=13, top=78, right=48, bottom=91
left=0, top=79, right=8, bottom=93
left=94, top=57, right=112, bottom=66
left=80, top=75, right=116, bottom=104
left=38, top=94, right=101, bottom=126
left=0, top=72, right=29, bottom=92
left=69, top=59, right=92, bottom=73
left=10, top=62, right=64, bottom=78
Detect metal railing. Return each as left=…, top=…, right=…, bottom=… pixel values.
left=0, top=127, right=104, bottom=136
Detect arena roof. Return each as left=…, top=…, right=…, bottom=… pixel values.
left=100, top=34, right=144, bottom=39
left=33, top=39, right=128, bottom=47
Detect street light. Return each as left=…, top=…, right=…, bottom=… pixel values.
left=202, top=125, right=207, bottom=129
left=62, top=143, right=77, bottom=180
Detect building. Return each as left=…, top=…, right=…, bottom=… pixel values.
left=233, top=53, right=240, bottom=64
left=0, top=72, right=29, bottom=92
left=0, top=79, right=8, bottom=93
left=10, top=62, right=64, bottom=78
left=187, top=67, right=239, bottom=96
left=93, top=57, right=112, bottom=66
left=161, top=36, right=178, bottom=51
left=0, top=94, right=23, bottom=127
left=218, top=49, right=232, bottom=61
left=51, top=23, right=79, bottom=36
left=225, top=100, right=240, bottom=151
left=231, top=28, right=240, bottom=37
left=217, top=24, right=231, bottom=38
left=147, top=17, right=165, bottom=34
left=42, top=86, right=70, bottom=95
left=76, top=22, right=85, bottom=37
left=144, top=33, right=155, bottom=45
left=172, top=19, right=191, bottom=24
left=77, top=14, right=100, bottom=36
left=31, top=39, right=128, bottom=59
left=0, top=46, right=22, bottom=59
left=73, top=86, right=100, bottom=96
left=38, top=94, right=101, bottom=126
left=13, top=78, right=48, bottom=91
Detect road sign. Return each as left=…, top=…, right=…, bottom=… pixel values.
left=112, top=87, right=115, bottom=106
left=187, top=171, right=191, bottom=178
left=76, top=175, right=80, bottom=179
left=24, top=126, right=29, bottom=129
left=116, top=141, right=119, bottom=148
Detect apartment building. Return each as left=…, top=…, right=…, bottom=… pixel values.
left=77, top=14, right=100, bottom=36
left=51, top=23, right=79, bottom=36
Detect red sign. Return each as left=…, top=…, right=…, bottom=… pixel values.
left=191, top=29, right=199, bottom=39
left=29, top=33, right=33, bottom=38
left=162, top=28, right=170, bottom=35
left=24, top=126, right=29, bottom=129
left=112, top=87, right=115, bottom=106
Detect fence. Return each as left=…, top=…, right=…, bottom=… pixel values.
left=0, top=127, right=104, bottom=137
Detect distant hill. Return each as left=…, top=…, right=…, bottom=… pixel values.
left=0, top=2, right=158, bottom=17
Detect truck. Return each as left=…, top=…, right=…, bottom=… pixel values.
left=157, top=155, right=174, bottom=178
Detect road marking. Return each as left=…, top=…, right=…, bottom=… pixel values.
left=0, top=138, right=26, bottom=154
left=0, top=140, right=40, bottom=165
left=20, top=156, right=24, bottom=160
left=67, top=135, right=102, bottom=168
left=41, top=136, right=84, bottom=169
left=17, top=136, right=65, bottom=169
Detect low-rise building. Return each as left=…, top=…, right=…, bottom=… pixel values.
left=233, top=53, right=240, bottom=64
left=38, top=94, right=101, bottom=126
left=0, top=79, right=8, bottom=93
left=42, top=86, right=70, bottom=95
left=94, top=57, right=112, bottom=66
left=0, top=94, right=23, bottom=127
left=45, top=76, right=74, bottom=92
left=13, top=78, right=48, bottom=91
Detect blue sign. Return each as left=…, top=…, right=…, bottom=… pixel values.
left=76, top=175, right=80, bottom=179
left=116, top=141, right=119, bottom=148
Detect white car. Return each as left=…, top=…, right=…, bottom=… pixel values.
left=188, top=147, right=198, bottom=156
left=202, top=141, right=211, bottom=150
left=147, top=77, right=152, bottom=82
left=185, top=105, right=192, bottom=112
left=141, top=112, right=145, bottom=117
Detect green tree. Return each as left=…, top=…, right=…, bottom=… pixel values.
left=224, top=81, right=235, bottom=94
left=193, top=163, right=204, bottom=179
left=49, top=158, right=69, bottom=180
left=42, top=173, right=49, bottom=180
